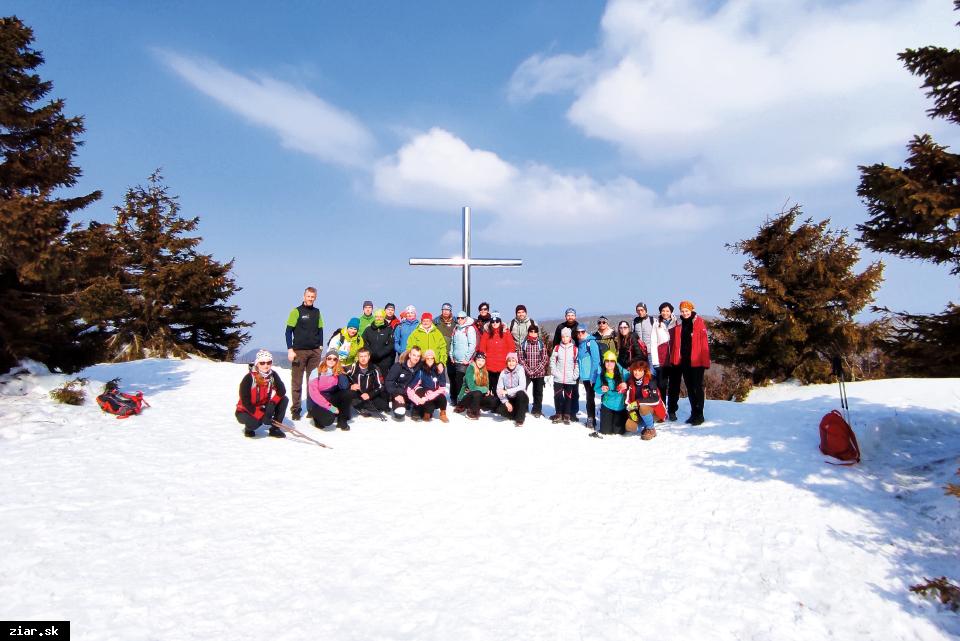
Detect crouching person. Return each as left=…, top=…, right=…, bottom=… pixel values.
left=236, top=350, right=289, bottom=438
left=307, top=350, right=352, bottom=430
left=344, top=347, right=389, bottom=418
left=496, top=352, right=529, bottom=426
left=385, top=346, right=422, bottom=420
left=406, top=349, right=449, bottom=422
left=625, top=359, right=661, bottom=440
left=457, top=352, right=497, bottom=420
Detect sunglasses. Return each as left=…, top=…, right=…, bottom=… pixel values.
left=576, top=330, right=587, bottom=333
left=598, top=321, right=608, bottom=325
left=325, top=356, right=338, bottom=362
left=491, top=319, right=502, bottom=323
left=257, top=361, right=272, bottom=366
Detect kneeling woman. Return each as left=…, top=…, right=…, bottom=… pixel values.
left=456, top=352, right=497, bottom=420
left=307, top=350, right=352, bottom=430
left=625, top=359, right=661, bottom=440
left=235, top=350, right=289, bottom=438
left=406, top=349, right=449, bottom=422
left=593, top=350, right=629, bottom=436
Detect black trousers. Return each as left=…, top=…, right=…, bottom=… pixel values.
left=373, top=354, right=395, bottom=379
left=581, top=380, right=596, bottom=421
left=668, top=365, right=705, bottom=418
left=348, top=390, right=390, bottom=413
left=461, top=391, right=497, bottom=413
left=598, top=406, right=626, bottom=435
left=308, top=405, right=337, bottom=428
left=450, top=364, right=468, bottom=402
left=525, top=377, right=544, bottom=414
left=657, top=365, right=671, bottom=409
left=420, top=395, right=448, bottom=415
left=498, top=391, right=529, bottom=422
left=235, top=396, right=289, bottom=430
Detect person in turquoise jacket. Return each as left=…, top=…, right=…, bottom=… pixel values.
left=592, top=350, right=628, bottom=436
left=576, top=323, right=602, bottom=429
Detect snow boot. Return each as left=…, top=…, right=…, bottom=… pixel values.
left=690, top=415, right=705, bottom=426
left=439, top=410, right=449, bottom=423
left=589, top=431, right=603, bottom=439
left=515, top=419, right=524, bottom=427
left=423, top=412, right=432, bottom=422
left=454, top=405, right=466, bottom=414
left=668, top=411, right=677, bottom=421
left=268, top=426, right=286, bottom=438
left=685, top=415, right=694, bottom=424
left=467, top=409, right=480, bottom=420
left=551, top=414, right=563, bottom=424
left=641, top=427, right=657, bottom=440
left=244, top=427, right=257, bottom=438
left=562, top=415, right=571, bottom=425
left=291, top=409, right=301, bottom=421
left=532, top=411, right=542, bottom=418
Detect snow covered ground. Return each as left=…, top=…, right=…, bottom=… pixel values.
left=1, top=357, right=958, bottom=641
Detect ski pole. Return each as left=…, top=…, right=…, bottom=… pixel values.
left=272, top=420, right=332, bottom=449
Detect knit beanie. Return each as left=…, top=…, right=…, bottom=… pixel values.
left=679, top=300, right=695, bottom=312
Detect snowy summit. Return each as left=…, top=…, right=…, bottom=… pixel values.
left=1, top=357, right=958, bottom=640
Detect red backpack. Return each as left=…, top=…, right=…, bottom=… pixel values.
left=96, top=379, right=149, bottom=419
left=819, top=410, right=860, bottom=464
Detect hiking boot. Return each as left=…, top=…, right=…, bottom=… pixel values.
left=586, top=418, right=597, bottom=429
left=690, top=416, right=705, bottom=426
left=410, top=413, right=421, bottom=422
left=551, top=415, right=563, bottom=424
left=467, top=409, right=480, bottom=420
left=439, top=410, right=449, bottom=423
left=268, top=426, right=286, bottom=438
left=244, top=427, right=257, bottom=438
left=667, top=411, right=677, bottom=422
left=589, top=431, right=603, bottom=439
left=641, top=428, right=657, bottom=440
left=423, top=412, right=432, bottom=422
left=685, top=415, right=694, bottom=424
left=291, top=409, right=301, bottom=421
left=515, top=420, right=524, bottom=427
left=562, top=415, right=571, bottom=425
left=338, top=422, right=351, bottom=431
left=454, top=405, right=466, bottom=414
left=532, top=411, right=542, bottom=418
left=356, top=407, right=371, bottom=418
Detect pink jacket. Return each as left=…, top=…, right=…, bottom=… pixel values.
left=307, top=375, right=339, bottom=410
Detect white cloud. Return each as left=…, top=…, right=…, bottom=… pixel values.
left=509, top=0, right=959, bottom=196
left=373, top=128, right=714, bottom=243
left=158, top=51, right=375, bottom=168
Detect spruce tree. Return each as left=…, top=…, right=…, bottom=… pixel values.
left=713, top=206, right=884, bottom=384
left=99, top=171, right=250, bottom=361
left=0, top=16, right=102, bottom=372
left=856, top=1, right=960, bottom=376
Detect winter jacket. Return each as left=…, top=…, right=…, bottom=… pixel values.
left=496, top=364, right=527, bottom=401
left=626, top=372, right=661, bottom=407
left=649, top=315, right=676, bottom=368
left=344, top=363, right=384, bottom=396
left=550, top=341, right=580, bottom=385
left=357, top=313, right=376, bottom=338
left=594, top=364, right=629, bottom=411
left=633, top=315, right=654, bottom=355
left=405, top=324, right=449, bottom=364
left=577, top=334, right=601, bottom=383
left=450, top=318, right=478, bottom=364
left=509, top=317, right=536, bottom=347
left=328, top=328, right=364, bottom=366
left=553, top=320, right=579, bottom=346
left=394, top=318, right=420, bottom=354
left=593, top=329, right=617, bottom=358
left=670, top=313, right=710, bottom=368
left=236, top=370, right=286, bottom=419
left=518, top=337, right=547, bottom=378
left=407, top=362, right=448, bottom=405
left=307, top=373, right=348, bottom=411
left=362, top=321, right=395, bottom=362
left=436, top=315, right=457, bottom=348
left=457, top=362, right=490, bottom=402
left=616, top=332, right=647, bottom=369
left=478, top=329, right=517, bottom=373
left=385, top=359, right=421, bottom=398
left=285, top=304, right=324, bottom=350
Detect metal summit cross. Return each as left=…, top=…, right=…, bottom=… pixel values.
left=409, top=206, right=522, bottom=314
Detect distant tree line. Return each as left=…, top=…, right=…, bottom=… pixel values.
left=714, top=2, right=960, bottom=386
left=0, top=16, right=249, bottom=373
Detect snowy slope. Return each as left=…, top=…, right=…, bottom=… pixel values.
left=1, top=358, right=958, bottom=641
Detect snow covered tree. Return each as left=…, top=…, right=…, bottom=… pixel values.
left=713, top=206, right=884, bottom=384
left=96, top=171, right=250, bottom=361
left=856, top=1, right=960, bottom=376
left=0, top=16, right=102, bottom=372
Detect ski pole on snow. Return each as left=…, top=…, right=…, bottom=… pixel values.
left=831, top=356, right=851, bottom=426
left=272, top=420, right=333, bottom=449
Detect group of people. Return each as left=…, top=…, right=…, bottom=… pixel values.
left=234, top=287, right=711, bottom=440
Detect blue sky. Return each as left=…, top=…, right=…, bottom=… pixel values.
left=10, top=0, right=959, bottom=349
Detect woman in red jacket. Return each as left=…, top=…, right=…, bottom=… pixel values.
left=235, top=349, right=289, bottom=438
left=667, top=300, right=710, bottom=425
left=477, top=311, right=517, bottom=392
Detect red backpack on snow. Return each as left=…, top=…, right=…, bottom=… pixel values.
left=819, top=410, right=860, bottom=464
left=96, top=379, right=149, bottom=419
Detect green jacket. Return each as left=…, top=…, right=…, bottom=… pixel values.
left=357, top=313, right=375, bottom=337
left=457, top=363, right=489, bottom=402
left=405, top=325, right=449, bottom=364
left=329, top=328, right=364, bottom=366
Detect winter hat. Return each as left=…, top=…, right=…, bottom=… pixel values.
left=506, top=352, right=518, bottom=361
left=561, top=327, right=572, bottom=338
left=347, top=317, right=360, bottom=330
left=565, top=307, right=576, bottom=316
left=456, top=310, right=467, bottom=318
left=659, top=302, right=674, bottom=313
left=374, top=308, right=386, bottom=319
left=603, top=350, right=618, bottom=362
left=474, top=351, right=486, bottom=360
left=597, top=315, right=609, bottom=324
left=405, top=305, right=416, bottom=319
left=576, top=323, right=587, bottom=332
left=636, top=302, right=647, bottom=311
left=421, top=312, right=434, bottom=322
left=385, top=303, right=396, bottom=311
left=491, top=310, right=502, bottom=321
left=679, top=300, right=695, bottom=312
left=441, top=302, right=453, bottom=311
left=424, top=349, right=436, bottom=360
left=515, top=304, right=527, bottom=313
left=255, top=349, right=273, bottom=364
left=362, top=300, right=373, bottom=308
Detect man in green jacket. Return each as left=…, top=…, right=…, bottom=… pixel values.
left=406, top=312, right=449, bottom=366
